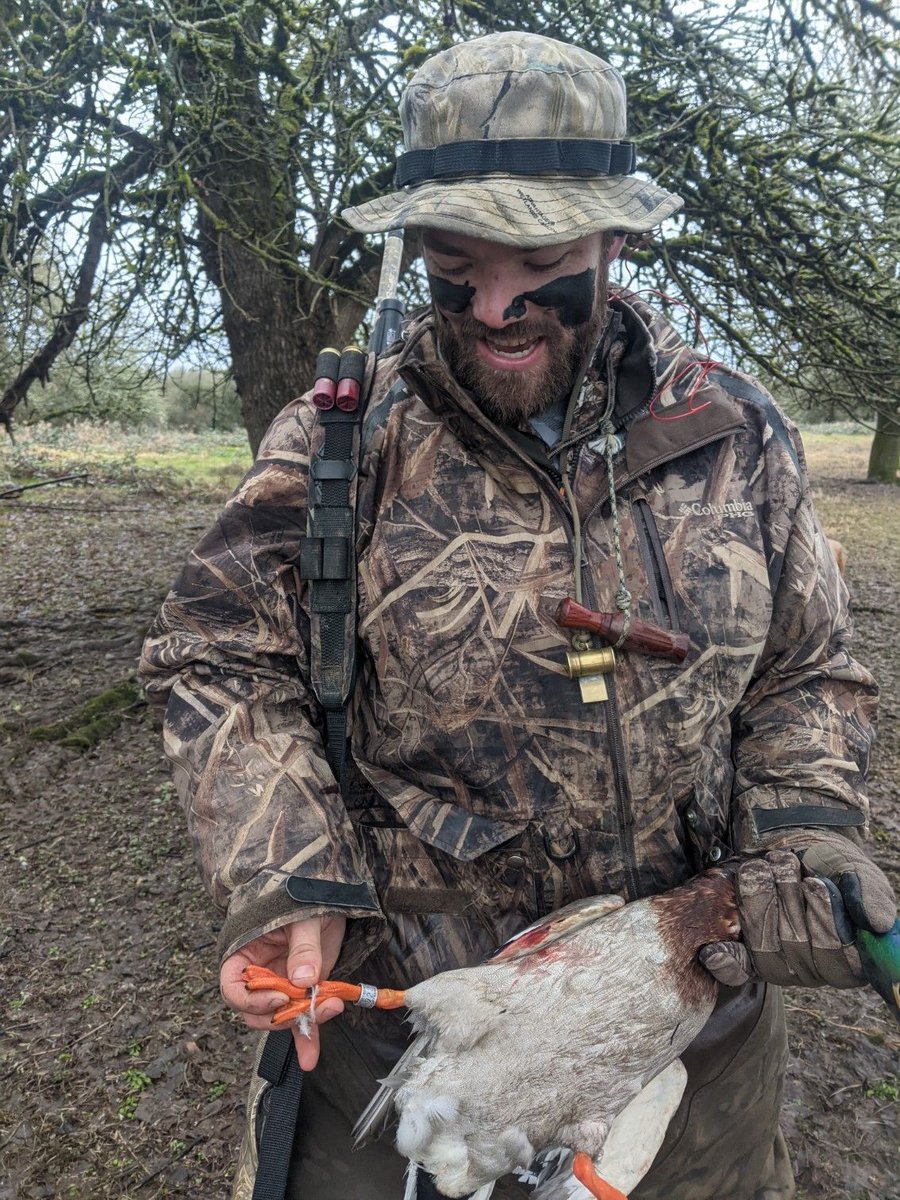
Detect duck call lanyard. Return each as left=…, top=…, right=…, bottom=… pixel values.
left=252, top=231, right=406, bottom=1200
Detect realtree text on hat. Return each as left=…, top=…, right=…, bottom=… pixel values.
left=342, top=32, right=683, bottom=248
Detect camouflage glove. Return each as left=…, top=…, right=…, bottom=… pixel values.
left=700, top=832, right=897, bottom=989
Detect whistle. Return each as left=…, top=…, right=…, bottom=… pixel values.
left=565, top=647, right=616, bottom=678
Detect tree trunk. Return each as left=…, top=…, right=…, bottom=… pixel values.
left=172, top=14, right=369, bottom=455
left=196, top=212, right=345, bottom=455
left=866, top=407, right=900, bottom=484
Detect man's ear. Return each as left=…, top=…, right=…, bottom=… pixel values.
left=607, top=232, right=627, bottom=263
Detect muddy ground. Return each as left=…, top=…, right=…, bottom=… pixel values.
left=1, top=437, right=897, bottom=1199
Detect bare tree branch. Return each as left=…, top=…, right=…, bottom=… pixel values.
left=1, top=198, right=110, bottom=438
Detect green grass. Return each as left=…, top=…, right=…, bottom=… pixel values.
left=0, top=419, right=878, bottom=497
left=865, top=1078, right=899, bottom=1102
left=1, top=422, right=252, bottom=497
left=797, top=429, right=874, bottom=483
left=30, top=680, right=145, bottom=749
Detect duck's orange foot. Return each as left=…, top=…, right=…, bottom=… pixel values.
left=573, top=1151, right=629, bottom=1200
left=240, top=966, right=406, bottom=1026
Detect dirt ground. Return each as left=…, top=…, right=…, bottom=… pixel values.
left=1, top=435, right=897, bottom=1200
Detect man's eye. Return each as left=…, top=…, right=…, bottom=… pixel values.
left=525, top=254, right=566, bottom=273
left=431, top=262, right=470, bottom=278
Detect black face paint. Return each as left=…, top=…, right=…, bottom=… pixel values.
left=502, top=267, right=597, bottom=328
left=427, top=272, right=475, bottom=314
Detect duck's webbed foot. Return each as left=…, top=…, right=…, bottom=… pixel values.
left=241, top=965, right=406, bottom=1025
left=573, top=1151, right=629, bottom=1200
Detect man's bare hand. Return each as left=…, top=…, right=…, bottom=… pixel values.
left=220, top=914, right=346, bottom=1069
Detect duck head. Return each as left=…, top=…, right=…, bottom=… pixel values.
left=857, top=919, right=900, bottom=1024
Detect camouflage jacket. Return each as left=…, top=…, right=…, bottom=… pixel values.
left=139, top=295, right=877, bottom=986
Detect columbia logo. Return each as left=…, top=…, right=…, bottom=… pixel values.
left=679, top=500, right=755, bottom=518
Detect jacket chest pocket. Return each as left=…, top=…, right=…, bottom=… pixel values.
left=632, top=496, right=681, bottom=633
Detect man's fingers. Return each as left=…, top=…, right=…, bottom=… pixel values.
left=216, top=916, right=349, bottom=1052
left=293, top=1023, right=320, bottom=1070
left=699, top=940, right=755, bottom=987
left=220, top=953, right=291, bottom=1015
left=220, top=956, right=291, bottom=1019
left=735, top=856, right=782, bottom=958
left=284, top=914, right=347, bottom=987
left=220, top=963, right=291, bottom=1016
left=800, top=840, right=898, bottom=935
left=285, top=917, right=325, bottom=988
left=835, top=869, right=896, bottom=935
left=291, top=999, right=346, bottom=1069
left=733, top=843, right=885, bottom=988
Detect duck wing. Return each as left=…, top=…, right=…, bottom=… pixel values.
left=488, top=894, right=625, bottom=964
left=354, top=1031, right=433, bottom=1145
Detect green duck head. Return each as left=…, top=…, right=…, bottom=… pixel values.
left=857, top=919, right=900, bottom=1024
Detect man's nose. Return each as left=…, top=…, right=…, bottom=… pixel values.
left=470, top=274, right=525, bottom=329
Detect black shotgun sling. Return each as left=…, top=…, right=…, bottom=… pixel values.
left=250, top=231, right=406, bottom=1200
left=250, top=362, right=367, bottom=1200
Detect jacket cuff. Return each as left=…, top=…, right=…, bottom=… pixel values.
left=218, top=876, right=383, bottom=964
left=732, top=786, right=868, bottom=849
left=751, top=825, right=866, bottom=856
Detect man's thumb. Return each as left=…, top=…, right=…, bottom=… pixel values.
left=285, top=917, right=323, bottom=988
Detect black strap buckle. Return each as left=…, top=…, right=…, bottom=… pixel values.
left=298, top=535, right=349, bottom=581
left=310, top=457, right=355, bottom=482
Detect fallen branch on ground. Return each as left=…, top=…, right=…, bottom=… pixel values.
left=0, top=473, right=89, bottom=498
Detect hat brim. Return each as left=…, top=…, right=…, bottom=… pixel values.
left=342, top=173, right=683, bottom=247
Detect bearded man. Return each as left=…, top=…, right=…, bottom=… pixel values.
left=140, top=31, right=895, bottom=1200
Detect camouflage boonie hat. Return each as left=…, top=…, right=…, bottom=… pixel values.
left=342, top=32, right=683, bottom=247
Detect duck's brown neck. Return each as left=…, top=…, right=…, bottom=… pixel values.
left=648, top=867, right=741, bottom=952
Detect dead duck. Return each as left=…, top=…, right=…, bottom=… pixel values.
left=245, top=869, right=740, bottom=1199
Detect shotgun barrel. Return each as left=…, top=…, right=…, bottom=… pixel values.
left=368, top=228, right=405, bottom=356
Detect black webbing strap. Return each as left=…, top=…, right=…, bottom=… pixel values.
left=753, top=804, right=866, bottom=834
left=252, top=1030, right=302, bottom=1200
left=260, top=374, right=401, bottom=1197
left=395, top=137, right=637, bottom=187
left=299, top=404, right=362, bottom=780
left=249, top=394, right=365, bottom=1200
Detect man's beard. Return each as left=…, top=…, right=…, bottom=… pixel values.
left=433, top=279, right=610, bottom=425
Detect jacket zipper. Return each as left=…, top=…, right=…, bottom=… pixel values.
left=506, top=444, right=643, bottom=901
left=527, top=435, right=647, bottom=900
left=534, top=449, right=642, bottom=902
left=632, top=497, right=680, bottom=633
left=577, top=563, right=641, bottom=901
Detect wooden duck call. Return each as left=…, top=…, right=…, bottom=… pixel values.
left=556, top=597, right=689, bottom=663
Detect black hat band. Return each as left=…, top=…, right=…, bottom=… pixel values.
left=395, top=138, right=637, bottom=188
